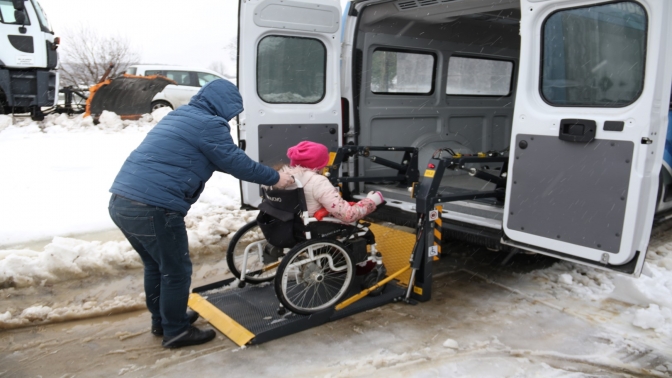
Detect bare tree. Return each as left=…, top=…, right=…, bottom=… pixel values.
left=58, top=24, right=141, bottom=88
left=208, top=37, right=237, bottom=79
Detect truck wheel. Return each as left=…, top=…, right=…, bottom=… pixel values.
left=151, top=100, right=173, bottom=112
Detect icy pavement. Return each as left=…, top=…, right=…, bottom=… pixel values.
left=1, top=223, right=671, bottom=377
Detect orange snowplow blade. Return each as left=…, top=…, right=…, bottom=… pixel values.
left=85, top=74, right=175, bottom=119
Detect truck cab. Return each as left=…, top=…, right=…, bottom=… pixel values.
left=0, top=0, right=58, bottom=120
left=237, top=0, right=672, bottom=276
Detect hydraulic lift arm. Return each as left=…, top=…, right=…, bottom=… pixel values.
left=404, top=151, right=509, bottom=302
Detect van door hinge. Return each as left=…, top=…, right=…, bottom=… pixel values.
left=641, top=137, right=653, bottom=144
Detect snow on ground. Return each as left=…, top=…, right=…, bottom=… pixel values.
left=0, top=113, right=671, bottom=376
left=0, top=111, right=256, bottom=328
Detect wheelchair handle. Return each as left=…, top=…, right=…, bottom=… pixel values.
left=292, top=176, right=304, bottom=189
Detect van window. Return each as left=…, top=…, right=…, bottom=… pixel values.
left=257, top=35, right=326, bottom=104
left=0, top=0, right=30, bottom=24
left=126, top=67, right=137, bottom=75
left=541, top=1, right=646, bottom=107
left=197, top=72, right=220, bottom=87
left=164, top=71, right=194, bottom=86
left=145, top=70, right=161, bottom=76
left=370, top=50, right=434, bottom=94
left=446, top=57, right=513, bottom=96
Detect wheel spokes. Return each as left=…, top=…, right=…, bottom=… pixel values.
left=281, top=242, right=352, bottom=312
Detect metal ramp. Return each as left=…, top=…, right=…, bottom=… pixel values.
left=188, top=222, right=417, bottom=347
left=189, top=278, right=406, bottom=346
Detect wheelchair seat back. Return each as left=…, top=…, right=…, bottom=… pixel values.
left=257, top=187, right=307, bottom=248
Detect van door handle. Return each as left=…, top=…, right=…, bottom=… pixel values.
left=558, top=119, right=596, bottom=143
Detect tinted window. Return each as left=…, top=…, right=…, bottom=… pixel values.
left=446, top=57, right=513, bottom=96
left=257, top=36, right=326, bottom=104
left=0, top=0, right=30, bottom=25
left=541, top=1, right=647, bottom=107
left=371, top=50, right=434, bottom=94
left=145, top=70, right=161, bottom=76
left=164, top=71, right=194, bottom=86
left=126, top=67, right=137, bottom=75
left=197, top=72, right=220, bottom=87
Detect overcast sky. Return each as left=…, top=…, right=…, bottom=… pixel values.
left=38, top=0, right=350, bottom=70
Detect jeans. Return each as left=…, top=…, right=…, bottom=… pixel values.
left=108, top=194, right=192, bottom=337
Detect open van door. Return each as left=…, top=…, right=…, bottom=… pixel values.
left=503, top=0, right=672, bottom=275
left=237, top=0, right=343, bottom=207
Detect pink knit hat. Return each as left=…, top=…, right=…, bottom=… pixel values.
left=287, top=141, right=330, bottom=170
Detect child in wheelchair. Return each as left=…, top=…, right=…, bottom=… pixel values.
left=248, top=141, right=388, bottom=313
left=280, top=141, right=383, bottom=222
left=225, top=141, right=388, bottom=313
left=258, top=141, right=384, bottom=255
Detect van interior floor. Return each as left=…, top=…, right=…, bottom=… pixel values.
left=362, top=173, right=505, bottom=226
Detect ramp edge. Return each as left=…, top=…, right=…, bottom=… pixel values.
left=188, top=293, right=255, bottom=347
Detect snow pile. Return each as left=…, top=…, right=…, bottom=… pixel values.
left=526, top=238, right=672, bottom=338
left=0, top=293, right=145, bottom=329
left=0, top=114, right=11, bottom=131
left=0, top=111, right=255, bottom=328
left=0, top=108, right=171, bottom=135
left=525, top=260, right=616, bottom=301
left=0, top=237, right=140, bottom=288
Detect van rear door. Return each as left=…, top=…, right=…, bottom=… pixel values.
left=237, top=0, right=343, bottom=208
left=503, top=0, right=672, bottom=275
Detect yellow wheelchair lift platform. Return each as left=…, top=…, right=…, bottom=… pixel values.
left=188, top=223, right=417, bottom=347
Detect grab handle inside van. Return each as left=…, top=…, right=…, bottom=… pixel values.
left=558, top=119, right=596, bottom=143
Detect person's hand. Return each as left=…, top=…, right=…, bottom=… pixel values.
left=275, top=172, right=294, bottom=188
left=366, top=191, right=384, bottom=206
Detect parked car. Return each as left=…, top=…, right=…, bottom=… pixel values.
left=125, top=65, right=227, bottom=111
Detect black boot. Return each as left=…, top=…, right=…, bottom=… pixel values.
left=162, top=326, right=216, bottom=349
left=152, top=310, right=200, bottom=337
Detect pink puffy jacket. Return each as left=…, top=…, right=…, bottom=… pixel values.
left=274, top=166, right=376, bottom=223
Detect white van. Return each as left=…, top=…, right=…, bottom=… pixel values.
left=236, top=0, right=672, bottom=277
left=126, top=64, right=226, bottom=111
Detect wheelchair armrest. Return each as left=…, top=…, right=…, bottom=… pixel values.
left=314, top=207, right=329, bottom=221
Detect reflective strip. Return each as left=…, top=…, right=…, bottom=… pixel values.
left=335, top=265, right=411, bottom=310
left=188, top=293, right=254, bottom=347
left=433, top=206, right=443, bottom=260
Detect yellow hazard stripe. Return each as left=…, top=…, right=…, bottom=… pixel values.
left=188, top=293, right=254, bottom=347
left=335, top=265, right=411, bottom=310
left=433, top=206, right=443, bottom=260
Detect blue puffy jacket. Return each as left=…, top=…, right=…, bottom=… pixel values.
left=110, top=79, right=279, bottom=215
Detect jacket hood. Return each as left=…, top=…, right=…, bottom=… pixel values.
left=188, top=79, right=243, bottom=121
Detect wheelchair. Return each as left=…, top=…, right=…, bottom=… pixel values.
left=225, top=178, right=386, bottom=315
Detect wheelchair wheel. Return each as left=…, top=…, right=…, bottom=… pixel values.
left=275, top=239, right=354, bottom=315
left=226, top=220, right=278, bottom=283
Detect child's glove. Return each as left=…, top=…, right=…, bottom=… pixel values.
left=366, top=191, right=384, bottom=206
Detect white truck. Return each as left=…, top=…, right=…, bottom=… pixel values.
left=0, top=0, right=58, bottom=120
left=236, top=0, right=672, bottom=279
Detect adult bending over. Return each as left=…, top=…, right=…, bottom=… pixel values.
left=108, top=79, right=292, bottom=348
